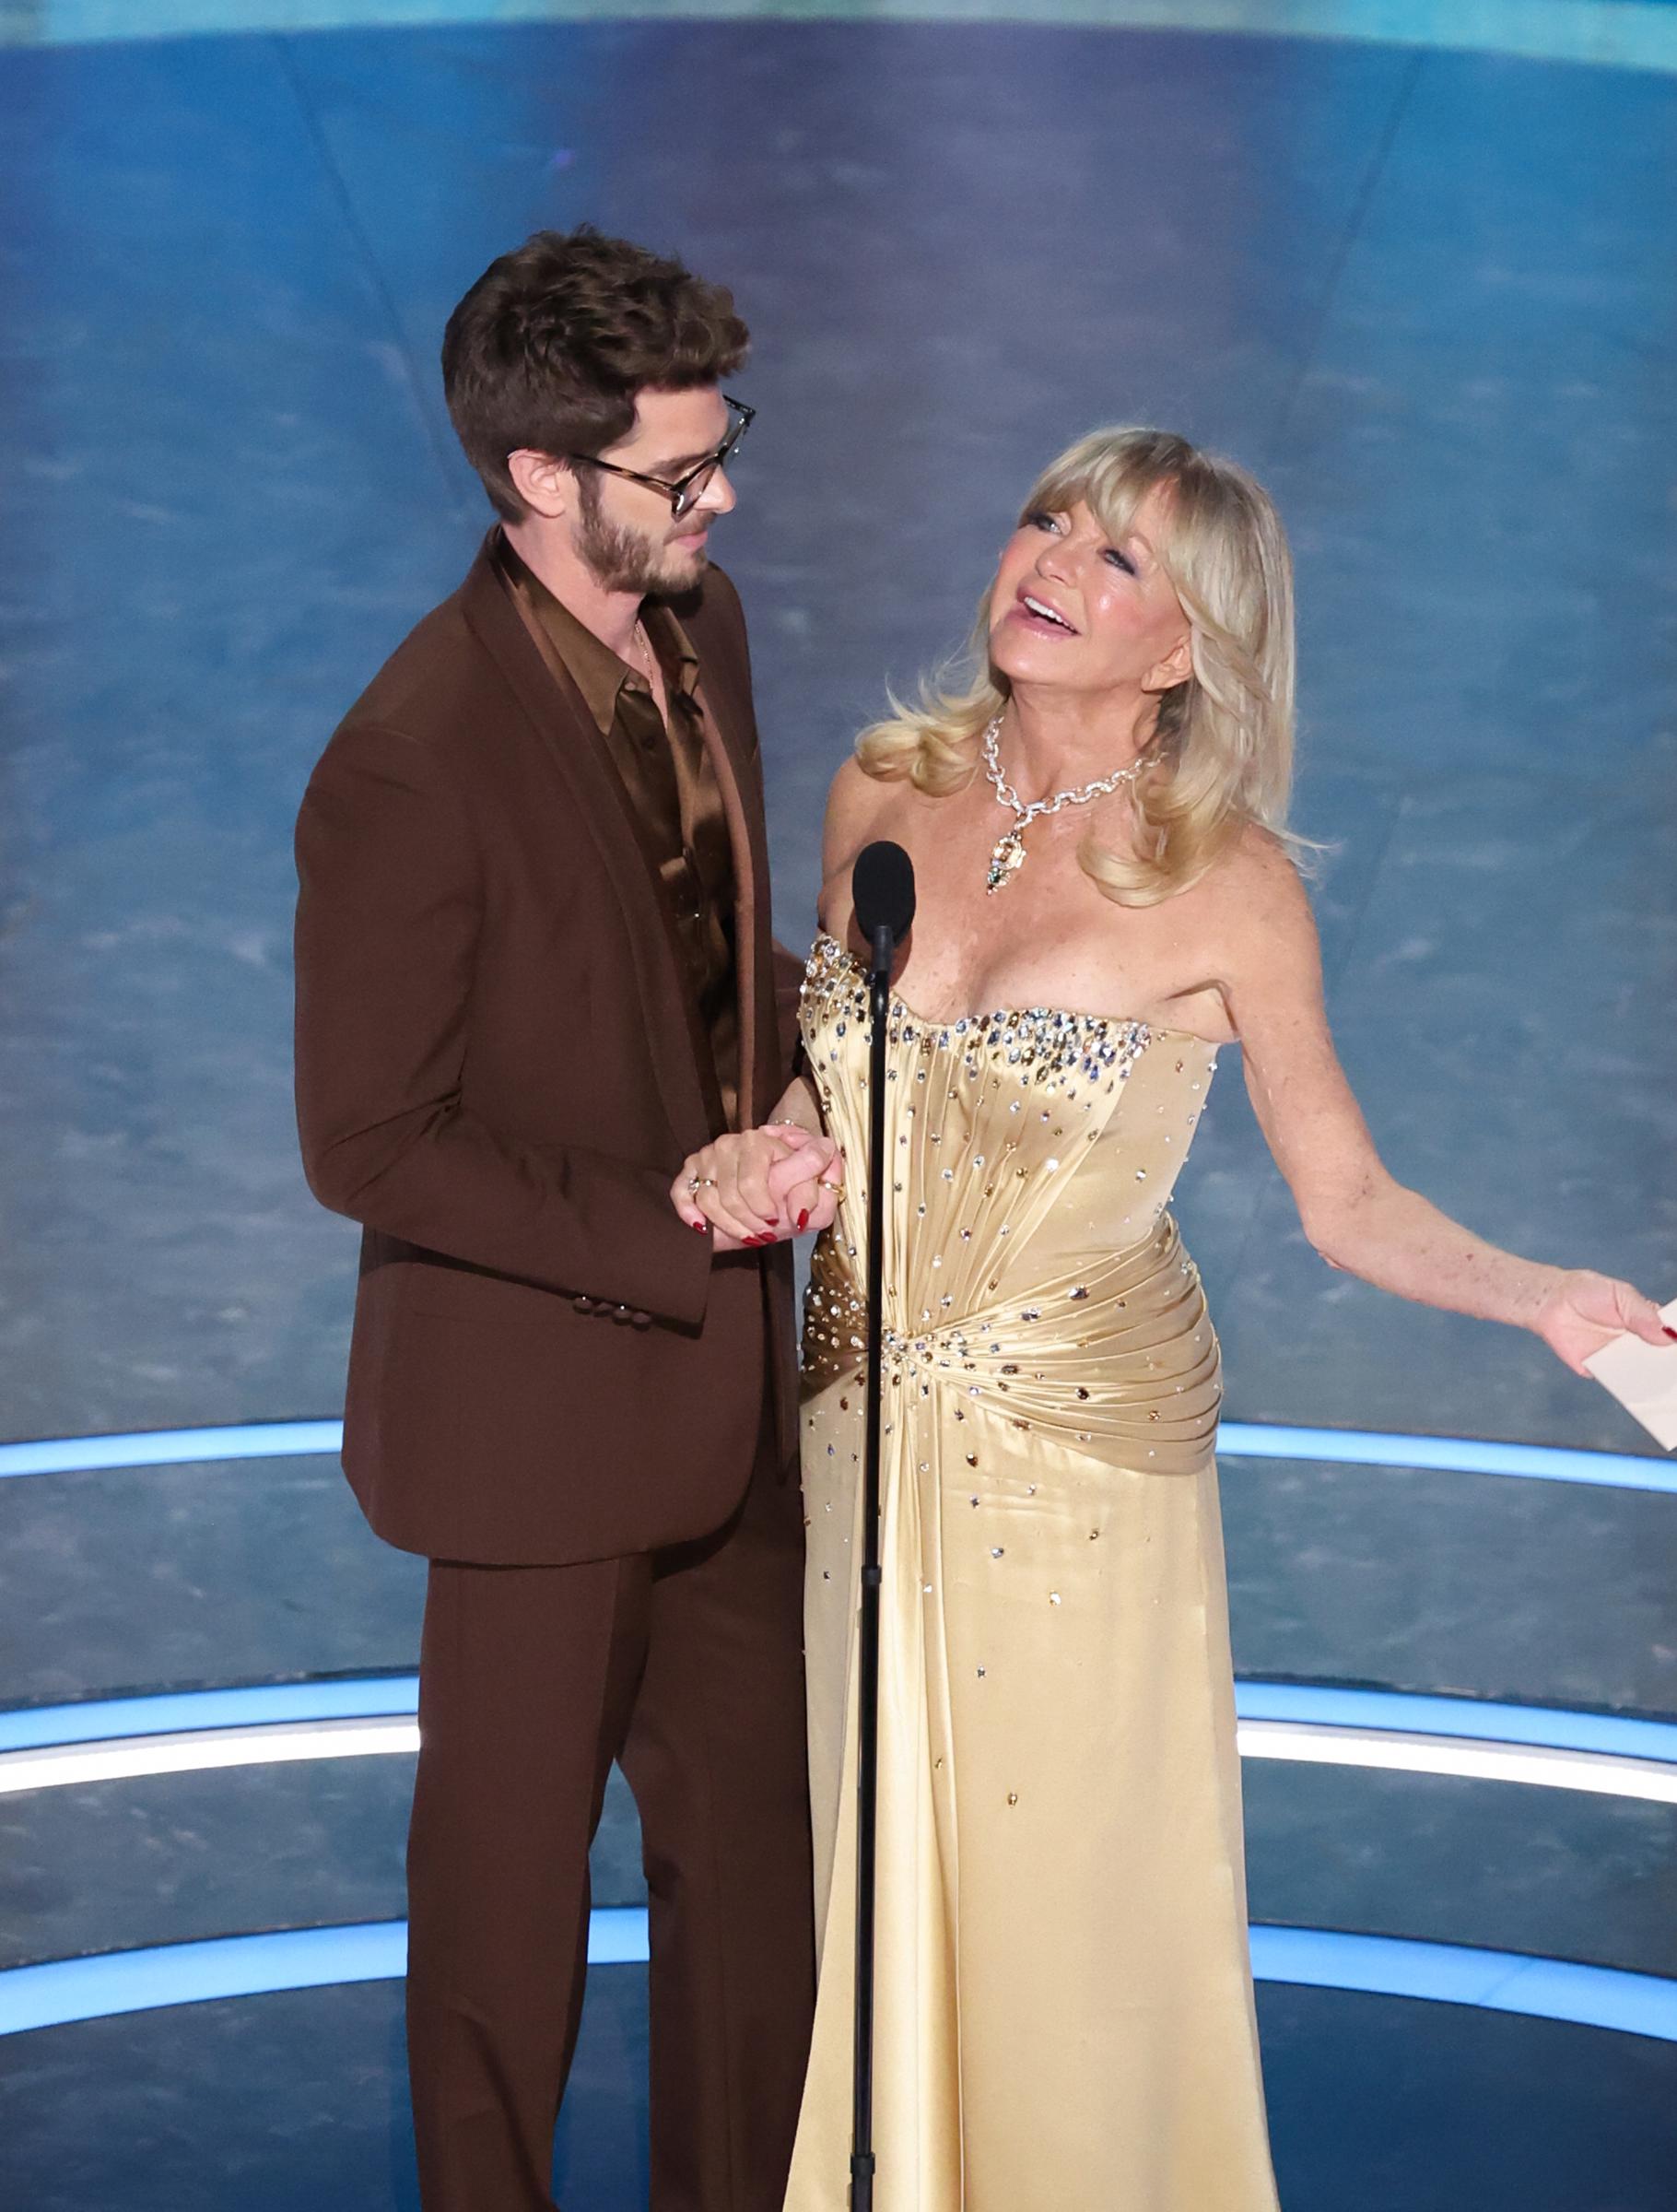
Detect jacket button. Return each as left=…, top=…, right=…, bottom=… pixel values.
left=630, top=1310, right=651, bottom=1329
left=572, top=1295, right=595, bottom=1314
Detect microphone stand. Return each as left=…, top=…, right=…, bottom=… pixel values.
left=850, top=920, right=892, bottom=2212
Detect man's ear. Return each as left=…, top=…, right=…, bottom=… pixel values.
left=506, top=449, right=573, bottom=521
left=1142, top=628, right=1193, bottom=694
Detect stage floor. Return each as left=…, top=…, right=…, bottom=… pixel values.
left=5, top=1969, right=1677, bottom=2211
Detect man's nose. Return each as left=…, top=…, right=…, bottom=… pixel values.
left=698, top=466, right=737, bottom=518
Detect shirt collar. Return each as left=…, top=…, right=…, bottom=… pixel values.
left=493, top=528, right=701, bottom=735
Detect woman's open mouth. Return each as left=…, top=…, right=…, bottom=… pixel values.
left=1013, top=589, right=1078, bottom=636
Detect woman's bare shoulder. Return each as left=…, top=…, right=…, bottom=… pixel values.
left=824, top=749, right=877, bottom=825
left=1196, top=823, right=1323, bottom=1015
left=820, top=749, right=901, bottom=879
left=1206, top=819, right=1314, bottom=921
left=825, top=747, right=930, bottom=846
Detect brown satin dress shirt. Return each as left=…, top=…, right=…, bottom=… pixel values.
left=492, top=531, right=741, bottom=1135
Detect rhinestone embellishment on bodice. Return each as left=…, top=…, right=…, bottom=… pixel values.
left=799, top=933, right=1153, bottom=1094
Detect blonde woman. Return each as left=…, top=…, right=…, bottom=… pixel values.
left=672, top=428, right=1670, bottom=2210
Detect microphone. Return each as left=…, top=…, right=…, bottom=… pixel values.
left=846, top=834, right=918, bottom=2212
left=851, top=841, right=916, bottom=982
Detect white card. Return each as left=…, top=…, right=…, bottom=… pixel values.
left=1584, top=1299, right=1677, bottom=1452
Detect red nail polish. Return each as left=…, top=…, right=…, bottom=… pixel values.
left=691, top=1219, right=709, bottom=1233
left=798, top=1210, right=810, bottom=1232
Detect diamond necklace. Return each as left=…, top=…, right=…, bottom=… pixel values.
left=979, top=712, right=1153, bottom=894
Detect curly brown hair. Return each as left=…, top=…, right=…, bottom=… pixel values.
left=441, top=226, right=750, bottom=521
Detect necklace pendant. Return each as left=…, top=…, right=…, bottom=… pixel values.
left=986, top=830, right=1027, bottom=895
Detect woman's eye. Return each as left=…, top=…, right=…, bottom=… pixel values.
left=1105, top=546, right=1137, bottom=573
left=1025, top=509, right=1060, bottom=533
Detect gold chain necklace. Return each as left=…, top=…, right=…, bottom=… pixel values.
left=980, top=713, right=1153, bottom=894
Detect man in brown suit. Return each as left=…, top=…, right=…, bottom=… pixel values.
left=294, top=228, right=835, bottom=2212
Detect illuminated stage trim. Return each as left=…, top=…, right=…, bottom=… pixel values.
left=1249, top=1928, right=1677, bottom=2041
left=3, top=1915, right=1674, bottom=2042
left=1219, top=1424, right=1677, bottom=1492
left=5, top=0, right=1677, bottom=84
left=0, top=1418, right=1671, bottom=1489
left=0, top=1914, right=642, bottom=2037
left=0, top=1422, right=344, bottom=1477
left=5, top=1677, right=1676, bottom=1803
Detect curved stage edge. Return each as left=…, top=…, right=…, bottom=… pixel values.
left=7, top=1673, right=1677, bottom=1795
left=3, top=1416, right=1673, bottom=1488
left=5, top=0, right=1677, bottom=83
left=6, top=1914, right=1676, bottom=2044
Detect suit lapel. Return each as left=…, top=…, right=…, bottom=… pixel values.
left=457, top=545, right=713, bottom=1156
left=688, top=626, right=773, bottom=1135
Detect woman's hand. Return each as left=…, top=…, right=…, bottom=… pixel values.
left=1531, top=1269, right=1676, bottom=1375
left=767, top=1130, right=845, bottom=1240
left=671, top=1125, right=845, bottom=1251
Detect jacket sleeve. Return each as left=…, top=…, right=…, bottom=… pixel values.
left=293, top=719, right=714, bottom=1327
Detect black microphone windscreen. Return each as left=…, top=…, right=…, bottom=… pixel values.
left=852, top=841, right=917, bottom=944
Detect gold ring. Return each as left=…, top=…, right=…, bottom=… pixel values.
left=687, top=1175, right=718, bottom=1192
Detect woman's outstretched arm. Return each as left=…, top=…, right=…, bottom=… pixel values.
left=1222, top=836, right=1671, bottom=1374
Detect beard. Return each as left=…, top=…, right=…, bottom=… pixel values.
left=576, top=474, right=708, bottom=596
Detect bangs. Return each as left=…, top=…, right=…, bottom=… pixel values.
left=1022, top=428, right=1199, bottom=582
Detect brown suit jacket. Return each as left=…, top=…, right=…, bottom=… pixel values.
left=295, top=538, right=802, bottom=1566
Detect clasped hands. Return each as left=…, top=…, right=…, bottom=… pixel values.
left=671, top=1124, right=846, bottom=1253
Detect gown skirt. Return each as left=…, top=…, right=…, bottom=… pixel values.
left=780, top=935, right=1281, bottom=2212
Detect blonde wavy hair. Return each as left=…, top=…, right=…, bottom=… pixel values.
left=855, top=427, right=1299, bottom=906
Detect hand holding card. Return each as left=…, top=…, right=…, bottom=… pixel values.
left=1585, top=1298, right=1677, bottom=1451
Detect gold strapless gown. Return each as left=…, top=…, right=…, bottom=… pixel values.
left=783, top=935, right=1280, bottom=2212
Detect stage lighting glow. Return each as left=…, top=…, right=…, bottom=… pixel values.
left=0, top=1421, right=343, bottom=1478
left=0, top=1718, right=422, bottom=1795
left=1237, top=1722, right=1677, bottom=1805
left=1, top=1418, right=1671, bottom=1488
left=1219, top=1422, right=1677, bottom=1494
left=8, top=1, right=1677, bottom=86
left=1248, top=1927, right=1677, bottom=2042
left=0, top=1677, right=418, bottom=1752
left=4, top=1915, right=1674, bottom=2043
left=0, top=1912, right=649, bottom=2038
left=6, top=1679, right=1676, bottom=1806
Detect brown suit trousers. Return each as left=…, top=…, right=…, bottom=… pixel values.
left=406, top=1421, right=812, bottom=2211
